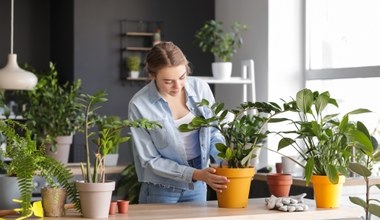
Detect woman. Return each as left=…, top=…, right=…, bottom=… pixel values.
left=128, top=42, right=229, bottom=204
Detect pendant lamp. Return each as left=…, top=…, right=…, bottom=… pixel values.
left=0, top=0, right=37, bottom=90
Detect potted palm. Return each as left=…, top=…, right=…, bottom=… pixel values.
left=0, top=119, right=79, bottom=218
left=179, top=99, right=285, bottom=208
left=75, top=90, right=160, bottom=218
left=194, top=20, right=247, bottom=79
left=277, top=88, right=371, bottom=208
left=19, top=62, right=82, bottom=164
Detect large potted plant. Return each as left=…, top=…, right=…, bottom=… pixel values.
left=20, top=62, right=82, bottom=164
left=179, top=99, right=285, bottom=208
left=0, top=119, right=79, bottom=218
left=75, top=91, right=160, bottom=218
left=194, top=20, right=247, bottom=79
left=277, top=88, right=371, bottom=208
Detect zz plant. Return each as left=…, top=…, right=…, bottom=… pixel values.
left=179, top=99, right=285, bottom=168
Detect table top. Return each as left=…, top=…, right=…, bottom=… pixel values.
left=40, top=198, right=362, bottom=220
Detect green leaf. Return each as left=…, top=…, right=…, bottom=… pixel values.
left=296, top=89, right=313, bottom=113
left=304, top=158, right=314, bottom=185
left=349, top=196, right=367, bottom=209
left=369, top=204, right=380, bottom=218
left=351, top=130, right=374, bottom=155
left=315, top=92, right=330, bottom=115
left=277, top=138, right=295, bottom=150
left=349, top=162, right=372, bottom=177
left=347, top=108, right=372, bottom=115
left=325, top=165, right=339, bottom=184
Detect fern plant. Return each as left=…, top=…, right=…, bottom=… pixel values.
left=0, top=119, right=81, bottom=217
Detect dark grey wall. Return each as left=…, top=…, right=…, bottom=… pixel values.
left=1, top=0, right=214, bottom=163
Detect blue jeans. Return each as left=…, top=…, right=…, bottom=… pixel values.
left=139, top=155, right=206, bottom=204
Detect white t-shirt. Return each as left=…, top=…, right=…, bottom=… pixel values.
left=174, top=112, right=201, bottom=160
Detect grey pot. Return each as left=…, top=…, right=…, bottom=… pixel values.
left=0, top=175, right=21, bottom=210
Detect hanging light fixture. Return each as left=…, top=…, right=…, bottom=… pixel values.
left=0, top=0, right=37, bottom=90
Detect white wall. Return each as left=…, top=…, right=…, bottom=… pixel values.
left=215, top=0, right=305, bottom=169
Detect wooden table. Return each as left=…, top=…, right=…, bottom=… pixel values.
left=40, top=198, right=362, bottom=220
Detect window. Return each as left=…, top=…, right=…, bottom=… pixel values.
left=306, top=0, right=380, bottom=134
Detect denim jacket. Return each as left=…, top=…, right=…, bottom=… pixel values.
left=128, top=77, right=225, bottom=190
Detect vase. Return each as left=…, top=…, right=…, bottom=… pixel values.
left=266, top=173, right=293, bottom=197
left=41, top=187, right=67, bottom=217
left=212, top=62, right=232, bottom=79
left=311, top=175, right=345, bottom=208
left=214, top=167, right=255, bottom=208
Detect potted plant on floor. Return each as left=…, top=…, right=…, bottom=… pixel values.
left=194, top=20, right=247, bottom=79
left=19, top=62, right=82, bottom=164
left=75, top=90, right=160, bottom=218
left=0, top=119, right=79, bottom=218
left=179, top=99, right=285, bottom=208
left=348, top=122, right=380, bottom=220
left=276, top=88, right=371, bottom=208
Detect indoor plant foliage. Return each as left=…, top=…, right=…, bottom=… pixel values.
left=0, top=119, right=79, bottom=218
left=194, top=20, right=248, bottom=62
left=126, top=55, right=141, bottom=72
left=348, top=123, right=380, bottom=220
left=277, top=88, right=371, bottom=185
left=78, top=90, right=161, bottom=183
left=179, top=99, right=285, bottom=168
left=20, top=62, right=82, bottom=152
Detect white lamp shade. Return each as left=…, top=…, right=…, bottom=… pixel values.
left=0, top=54, right=38, bottom=90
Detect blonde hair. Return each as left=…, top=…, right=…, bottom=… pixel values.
left=145, top=41, right=192, bottom=77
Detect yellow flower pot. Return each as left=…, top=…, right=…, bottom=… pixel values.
left=215, top=167, right=255, bottom=208
left=311, top=175, right=345, bottom=208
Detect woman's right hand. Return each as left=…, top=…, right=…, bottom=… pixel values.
left=192, top=168, right=230, bottom=192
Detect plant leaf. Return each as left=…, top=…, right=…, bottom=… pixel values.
left=349, top=162, right=372, bottom=177
left=349, top=196, right=367, bottom=209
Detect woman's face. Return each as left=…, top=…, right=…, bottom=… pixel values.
left=154, top=64, right=187, bottom=98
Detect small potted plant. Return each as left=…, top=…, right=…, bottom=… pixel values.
left=19, top=62, right=82, bottom=164
left=0, top=119, right=78, bottom=218
left=126, top=55, right=141, bottom=78
left=75, top=90, right=160, bottom=218
left=179, top=99, right=285, bottom=208
left=277, top=88, right=371, bottom=208
left=194, top=20, right=247, bottom=79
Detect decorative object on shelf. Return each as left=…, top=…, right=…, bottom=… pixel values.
left=179, top=99, right=285, bottom=208
left=266, top=173, right=293, bottom=197
left=75, top=91, right=160, bottom=218
left=117, top=200, right=129, bottom=214
left=126, top=55, right=141, bottom=79
left=109, top=201, right=117, bottom=215
left=265, top=193, right=309, bottom=212
left=194, top=20, right=247, bottom=79
left=41, top=187, right=67, bottom=217
left=0, top=0, right=37, bottom=90
left=18, top=62, right=82, bottom=164
left=120, top=19, right=164, bottom=81
left=276, top=88, right=372, bottom=208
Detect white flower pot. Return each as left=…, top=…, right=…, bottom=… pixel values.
left=212, top=62, right=232, bottom=79
left=46, top=135, right=73, bottom=164
left=130, top=71, right=140, bottom=78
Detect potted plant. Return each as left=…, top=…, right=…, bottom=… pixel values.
left=348, top=122, right=380, bottom=220
left=276, top=88, right=371, bottom=208
left=179, top=99, right=285, bottom=208
left=126, top=55, right=141, bottom=78
left=19, top=62, right=82, bottom=164
left=194, top=19, right=247, bottom=79
left=75, top=90, right=160, bottom=218
left=0, top=119, right=79, bottom=218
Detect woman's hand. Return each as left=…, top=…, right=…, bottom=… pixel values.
left=192, top=168, right=230, bottom=192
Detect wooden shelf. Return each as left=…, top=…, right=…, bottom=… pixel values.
left=126, top=77, right=151, bottom=81
left=125, top=32, right=154, bottom=37
left=125, top=47, right=151, bottom=51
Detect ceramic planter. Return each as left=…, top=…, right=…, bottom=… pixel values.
left=266, top=173, right=293, bottom=197
left=311, top=175, right=345, bottom=208
left=0, top=175, right=21, bottom=210
left=41, top=187, right=67, bottom=217
left=46, top=135, right=73, bottom=164
left=214, top=167, right=255, bottom=208
left=76, top=180, right=115, bottom=218
left=105, top=153, right=119, bottom=166
left=212, top=62, right=232, bottom=79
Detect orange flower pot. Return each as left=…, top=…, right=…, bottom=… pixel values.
left=215, top=167, right=255, bottom=208
left=311, top=175, right=345, bottom=208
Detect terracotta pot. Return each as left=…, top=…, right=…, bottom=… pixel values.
left=214, top=167, right=255, bottom=208
left=311, top=175, right=345, bottom=208
left=275, top=163, right=282, bottom=173
left=117, top=200, right=129, bottom=214
left=109, top=201, right=117, bottom=215
left=266, top=173, right=293, bottom=197
left=41, top=187, right=67, bottom=217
